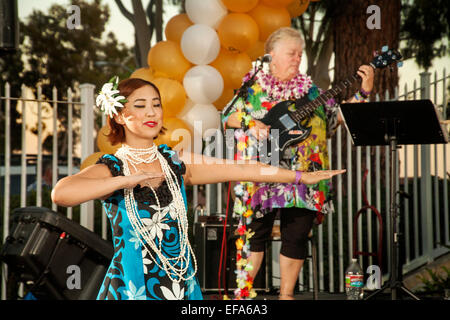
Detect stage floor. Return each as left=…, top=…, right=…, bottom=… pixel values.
left=204, top=291, right=347, bottom=300
left=203, top=290, right=427, bottom=300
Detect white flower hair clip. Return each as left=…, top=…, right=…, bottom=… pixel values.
left=96, top=76, right=127, bottom=118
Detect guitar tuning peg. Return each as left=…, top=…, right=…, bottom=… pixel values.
left=381, top=45, right=389, bottom=52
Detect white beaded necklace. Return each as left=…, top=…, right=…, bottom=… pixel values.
left=115, top=144, right=197, bottom=282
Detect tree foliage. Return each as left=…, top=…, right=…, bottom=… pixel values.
left=293, top=0, right=401, bottom=97
left=401, top=0, right=449, bottom=70
left=333, top=0, right=401, bottom=101
left=20, top=0, right=133, bottom=96
left=114, top=0, right=184, bottom=67
left=293, top=0, right=448, bottom=89
left=0, top=0, right=134, bottom=154
left=292, top=0, right=337, bottom=90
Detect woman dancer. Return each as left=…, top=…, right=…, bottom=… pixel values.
left=51, top=77, right=345, bottom=300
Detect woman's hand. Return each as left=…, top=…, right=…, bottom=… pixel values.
left=300, top=169, right=346, bottom=185
left=357, top=65, right=374, bottom=94
left=249, top=120, right=271, bottom=140
left=123, top=170, right=165, bottom=189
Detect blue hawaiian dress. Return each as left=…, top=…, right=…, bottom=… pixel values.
left=95, top=144, right=203, bottom=300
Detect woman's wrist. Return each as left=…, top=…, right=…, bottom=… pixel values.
left=295, top=171, right=303, bottom=184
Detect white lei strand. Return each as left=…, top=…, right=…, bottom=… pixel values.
left=115, top=144, right=197, bottom=282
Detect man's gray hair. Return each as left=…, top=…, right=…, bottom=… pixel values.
left=264, top=27, right=305, bottom=54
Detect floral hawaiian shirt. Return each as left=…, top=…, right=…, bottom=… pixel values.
left=221, top=69, right=340, bottom=218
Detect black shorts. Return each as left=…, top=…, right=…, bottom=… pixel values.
left=248, top=207, right=315, bottom=260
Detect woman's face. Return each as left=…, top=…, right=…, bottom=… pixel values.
left=269, top=37, right=303, bottom=81
left=115, top=85, right=163, bottom=146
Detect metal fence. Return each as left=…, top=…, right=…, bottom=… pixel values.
left=0, top=82, right=97, bottom=299
left=198, top=69, right=450, bottom=293
left=1, top=69, right=449, bottom=299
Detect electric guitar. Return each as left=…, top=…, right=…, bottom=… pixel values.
left=258, top=46, right=403, bottom=158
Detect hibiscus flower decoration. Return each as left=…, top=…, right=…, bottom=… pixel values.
left=309, top=153, right=323, bottom=165
left=234, top=184, right=245, bottom=197
left=96, top=76, right=127, bottom=118
left=261, top=101, right=273, bottom=111
left=237, top=223, right=247, bottom=236
left=235, top=238, right=244, bottom=251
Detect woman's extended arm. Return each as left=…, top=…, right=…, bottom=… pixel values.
left=181, top=152, right=345, bottom=186
left=51, top=164, right=164, bottom=207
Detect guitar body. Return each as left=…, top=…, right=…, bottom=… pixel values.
left=260, top=96, right=313, bottom=152
left=253, top=46, right=401, bottom=158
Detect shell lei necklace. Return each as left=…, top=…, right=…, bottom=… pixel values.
left=115, top=144, right=197, bottom=283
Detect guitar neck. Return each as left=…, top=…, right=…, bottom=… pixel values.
left=291, top=72, right=362, bottom=122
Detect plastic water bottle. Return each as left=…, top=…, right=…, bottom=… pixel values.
left=345, top=258, right=364, bottom=300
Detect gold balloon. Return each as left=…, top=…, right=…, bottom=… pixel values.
left=152, top=77, right=186, bottom=118
left=246, top=40, right=265, bottom=61
left=287, top=0, right=310, bottom=18
left=154, top=117, right=191, bottom=149
left=80, top=152, right=105, bottom=171
left=261, top=0, right=294, bottom=7
left=153, top=70, right=169, bottom=79
left=222, top=0, right=258, bottom=13
left=217, top=13, right=259, bottom=53
left=130, top=67, right=155, bottom=83
left=213, top=87, right=235, bottom=111
left=147, top=40, right=192, bottom=82
left=210, top=48, right=252, bottom=89
left=97, top=125, right=121, bottom=154
left=249, top=4, right=291, bottom=41
left=165, top=13, right=193, bottom=44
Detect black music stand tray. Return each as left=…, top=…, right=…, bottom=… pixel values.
left=340, top=99, right=448, bottom=300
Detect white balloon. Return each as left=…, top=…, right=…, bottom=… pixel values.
left=177, top=98, right=195, bottom=120
left=181, top=24, right=221, bottom=65
left=182, top=103, right=221, bottom=138
left=183, top=65, right=224, bottom=104
left=185, top=0, right=227, bottom=29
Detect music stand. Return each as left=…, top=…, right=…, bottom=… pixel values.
left=340, top=99, right=448, bottom=300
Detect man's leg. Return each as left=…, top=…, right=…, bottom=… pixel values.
left=278, top=208, right=315, bottom=300
left=279, top=254, right=304, bottom=299
left=247, top=251, right=265, bottom=279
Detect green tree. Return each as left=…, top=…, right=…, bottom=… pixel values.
left=114, top=0, right=184, bottom=68
left=21, top=0, right=134, bottom=96
left=293, top=0, right=401, bottom=98
left=0, top=36, right=26, bottom=152
left=401, top=0, right=449, bottom=70
left=292, top=0, right=337, bottom=90
left=0, top=0, right=134, bottom=154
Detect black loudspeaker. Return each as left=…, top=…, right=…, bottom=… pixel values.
left=0, top=207, right=114, bottom=300
left=0, top=0, right=19, bottom=52
left=193, top=220, right=270, bottom=293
